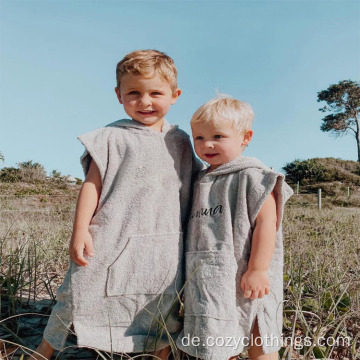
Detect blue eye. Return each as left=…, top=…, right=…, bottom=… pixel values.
left=214, top=135, right=223, bottom=139
left=152, top=91, right=162, bottom=95
left=195, top=136, right=203, bottom=140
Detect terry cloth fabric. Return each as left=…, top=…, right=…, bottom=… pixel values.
left=176, top=157, right=293, bottom=360
left=43, top=119, right=202, bottom=353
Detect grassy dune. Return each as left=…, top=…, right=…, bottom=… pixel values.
left=0, top=181, right=359, bottom=359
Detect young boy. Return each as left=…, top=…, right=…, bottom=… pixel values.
left=176, top=96, right=293, bottom=360
left=33, top=50, right=201, bottom=359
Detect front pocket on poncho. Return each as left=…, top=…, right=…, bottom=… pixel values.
left=184, top=250, right=237, bottom=320
left=106, top=232, right=183, bottom=296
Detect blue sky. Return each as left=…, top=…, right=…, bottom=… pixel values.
left=1, top=0, right=359, bottom=179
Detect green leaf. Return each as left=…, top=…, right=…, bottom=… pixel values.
left=313, top=346, right=326, bottom=358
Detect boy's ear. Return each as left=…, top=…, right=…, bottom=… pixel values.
left=115, top=87, right=123, bottom=104
left=242, top=130, right=253, bottom=146
left=171, top=88, right=181, bottom=105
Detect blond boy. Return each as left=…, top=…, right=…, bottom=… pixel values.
left=33, top=50, right=200, bottom=360
left=177, top=96, right=293, bottom=360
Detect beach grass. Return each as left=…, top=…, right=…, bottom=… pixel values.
left=0, top=185, right=359, bottom=359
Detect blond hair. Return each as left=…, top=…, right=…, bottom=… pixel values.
left=191, top=95, right=254, bottom=134
left=116, top=49, right=178, bottom=91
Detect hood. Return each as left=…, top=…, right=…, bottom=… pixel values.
left=205, top=156, right=276, bottom=177
left=105, top=119, right=177, bottom=134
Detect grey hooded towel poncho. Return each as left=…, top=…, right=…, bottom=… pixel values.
left=44, top=119, right=201, bottom=353
left=176, top=157, right=293, bottom=359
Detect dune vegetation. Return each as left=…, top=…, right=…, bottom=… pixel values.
left=1, top=158, right=359, bottom=359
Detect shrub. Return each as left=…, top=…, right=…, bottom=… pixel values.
left=18, top=161, right=46, bottom=182
left=0, top=167, right=22, bottom=182
left=75, top=177, right=83, bottom=185
left=50, top=169, right=67, bottom=184
left=283, top=159, right=327, bottom=184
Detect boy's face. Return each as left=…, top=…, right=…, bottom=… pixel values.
left=191, top=121, right=253, bottom=171
left=115, top=72, right=181, bottom=132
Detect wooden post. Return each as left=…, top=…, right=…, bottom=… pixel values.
left=296, top=181, right=299, bottom=195
left=318, top=188, right=322, bottom=210
left=347, top=187, right=350, bottom=198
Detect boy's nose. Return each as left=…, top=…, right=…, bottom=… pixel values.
left=204, top=141, right=214, bottom=148
left=139, top=94, right=151, bottom=107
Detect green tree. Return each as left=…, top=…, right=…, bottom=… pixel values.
left=317, top=80, right=360, bottom=163
left=283, top=159, right=326, bottom=184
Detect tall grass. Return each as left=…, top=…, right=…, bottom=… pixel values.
left=1, top=189, right=359, bottom=359
left=0, top=192, right=74, bottom=358
left=0, top=197, right=73, bottom=302
left=282, top=205, right=360, bottom=359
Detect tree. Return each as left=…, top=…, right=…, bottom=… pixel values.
left=317, top=80, right=360, bottom=163
left=0, top=152, right=4, bottom=162
left=283, top=159, right=326, bottom=184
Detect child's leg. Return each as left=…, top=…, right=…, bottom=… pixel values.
left=247, top=320, right=278, bottom=360
left=229, top=320, right=278, bottom=360
left=28, top=338, right=54, bottom=360
left=29, top=268, right=73, bottom=359
left=154, top=345, right=171, bottom=360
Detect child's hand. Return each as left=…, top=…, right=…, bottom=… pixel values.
left=69, top=229, right=94, bottom=266
left=240, top=269, right=270, bottom=299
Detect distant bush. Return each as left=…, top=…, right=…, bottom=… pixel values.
left=50, top=169, right=67, bottom=184
left=18, top=161, right=46, bottom=182
left=75, top=177, right=83, bottom=185
left=0, top=167, right=22, bottom=182
left=51, top=169, right=62, bottom=178
left=283, top=157, right=360, bottom=185
left=283, top=159, right=327, bottom=184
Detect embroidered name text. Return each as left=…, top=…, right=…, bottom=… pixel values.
left=190, top=205, right=223, bottom=219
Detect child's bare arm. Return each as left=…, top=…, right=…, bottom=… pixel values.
left=69, top=160, right=102, bottom=266
left=240, top=192, right=277, bottom=299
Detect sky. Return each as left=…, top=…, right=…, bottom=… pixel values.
left=1, top=0, right=359, bottom=179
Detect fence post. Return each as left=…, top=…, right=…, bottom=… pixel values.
left=347, top=187, right=350, bottom=198
left=296, top=181, right=299, bottom=195
left=318, top=188, right=322, bottom=210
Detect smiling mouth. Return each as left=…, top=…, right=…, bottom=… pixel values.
left=205, top=154, right=218, bottom=158
left=138, top=110, right=156, bottom=115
